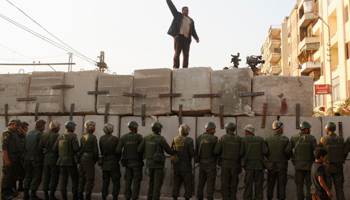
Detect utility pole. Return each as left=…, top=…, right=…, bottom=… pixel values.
left=68, top=53, right=73, bottom=72
left=97, top=51, right=107, bottom=72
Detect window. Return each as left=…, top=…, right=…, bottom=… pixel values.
left=332, top=77, right=340, bottom=101
left=315, top=94, right=323, bottom=107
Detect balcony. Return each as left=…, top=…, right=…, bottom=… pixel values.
left=268, top=39, right=281, bottom=51
left=301, top=61, right=321, bottom=74
left=331, top=32, right=338, bottom=47
left=299, top=12, right=317, bottom=27
left=268, top=51, right=281, bottom=63
left=268, top=65, right=282, bottom=75
left=313, top=19, right=321, bottom=36
left=268, top=26, right=281, bottom=37
left=299, top=36, right=320, bottom=53
left=313, top=49, right=320, bottom=61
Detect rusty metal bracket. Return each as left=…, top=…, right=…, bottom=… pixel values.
left=179, top=104, right=183, bottom=127
left=193, top=94, right=221, bottom=98
left=5, top=104, right=8, bottom=127
left=104, top=102, right=110, bottom=124
left=17, top=97, right=36, bottom=101
left=0, top=88, right=4, bottom=91
left=87, top=91, right=109, bottom=95
left=158, top=93, right=182, bottom=98
left=69, top=103, right=74, bottom=121
left=220, top=104, right=224, bottom=129
left=142, top=103, right=146, bottom=126
left=239, top=92, right=264, bottom=97
left=296, top=103, right=300, bottom=129
left=51, top=85, right=74, bottom=89
left=339, top=122, right=343, bottom=138
left=261, top=103, right=268, bottom=128
left=123, top=92, right=146, bottom=98
left=35, top=102, right=39, bottom=121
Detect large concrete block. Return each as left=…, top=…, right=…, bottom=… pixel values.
left=64, top=71, right=105, bottom=115
left=0, top=74, right=31, bottom=115
left=133, top=68, right=172, bottom=116
left=158, top=116, right=196, bottom=145
left=236, top=116, right=277, bottom=138
left=252, top=76, right=313, bottom=116
left=211, top=69, right=253, bottom=116
left=196, top=117, right=237, bottom=139
left=172, top=67, right=213, bottom=115
left=50, top=116, right=84, bottom=139
left=97, top=75, right=133, bottom=115
left=120, top=116, right=157, bottom=137
left=28, top=72, right=65, bottom=114
left=280, top=116, right=322, bottom=141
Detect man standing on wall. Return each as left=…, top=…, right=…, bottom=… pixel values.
left=166, top=0, right=199, bottom=69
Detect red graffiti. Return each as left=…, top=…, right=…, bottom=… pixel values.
left=281, top=98, right=287, bottom=114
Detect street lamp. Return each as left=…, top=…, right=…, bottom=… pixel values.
left=313, top=12, right=334, bottom=116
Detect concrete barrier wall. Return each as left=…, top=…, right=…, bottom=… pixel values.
left=0, top=74, right=31, bottom=115
left=1, top=115, right=350, bottom=199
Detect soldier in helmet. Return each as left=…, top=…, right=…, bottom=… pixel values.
left=319, top=121, right=345, bottom=200
left=23, top=119, right=46, bottom=200
left=239, top=124, right=268, bottom=200
left=171, top=124, right=196, bottom=200
left=213, top=122, right=241, bottom=200
left=52, top=121, right=79, bottom=200
left=265, top=121, right=291, bottom=200
left=78, top=120, right=99, bottom=200
left=99, top=123, right=121, bottom=200
left=115, top=121, right=143, bottom=200
left=285, top=121, right=318, bottom=200
left=1, top=119, right=26, bottom=200
left=137, top=122, right=174, bottom=200
left=196, top=122, right=218, bottom=200
left=38, top=121, right=61, bottom=200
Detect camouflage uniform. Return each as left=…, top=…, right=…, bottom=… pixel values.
left=137, top=128, right=174, bottom=200
left=78, top=121, right=99, bottom=200
left=115, top=122, right=143, bottom=200
left=99, top=123, right=121, bottom=200
left=37, top=121, right=61, bottom=200
left=171, top=124, right=196, bottom=199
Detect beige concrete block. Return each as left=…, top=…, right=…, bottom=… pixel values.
left=0, top=74, right=31, bottom=115
left=211, top=69, right=253, bottom=116
left=97, top=75, right=133, bottom=115
left=50, top=116, right=84, bottom=139
left=120, top=116, right=158, bottom=137
left=172, top=67, right=213, bottom=115
left=28, top=72, right=65, bottom=114
left=133, top=68, right=172, bottom=116
left=252, top=76, right=313, bottom=116
left=64, top=71, right=105, bottom=115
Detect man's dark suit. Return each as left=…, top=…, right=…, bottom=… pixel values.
left=167, top=0, right=199, bottom=69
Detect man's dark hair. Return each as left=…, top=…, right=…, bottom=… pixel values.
left=182, top=6, right=188, bottom=11
left=314, top=147, right=328, bottom=159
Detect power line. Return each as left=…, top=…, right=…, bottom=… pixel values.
left=0, top=14, right=97, bottom=66
left=0, top=44, right=32, bottom=59
left=5, top=0, right=97, bottom=64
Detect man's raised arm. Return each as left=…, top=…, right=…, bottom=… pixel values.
left=166, top=0, right=179, bottom=17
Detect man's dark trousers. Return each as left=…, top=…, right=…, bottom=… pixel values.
left=174, top=35, right=190, bottom=69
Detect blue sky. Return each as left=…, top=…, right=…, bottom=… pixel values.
left=0, top=0, right=296, bottom=75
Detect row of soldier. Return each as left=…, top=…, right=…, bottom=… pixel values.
left=1, top=118, right=349, bottom=200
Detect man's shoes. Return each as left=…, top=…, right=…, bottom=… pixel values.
left=8, top=188, right=18, bottom=197
left=1, top=188, right=14, bottom=200
left=23, top=190, right=30, bottom=200
left=29, top=190, right=43, bottom=200
left=18, top=181, right=24, bottom=192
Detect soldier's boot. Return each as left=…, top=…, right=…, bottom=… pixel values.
left=44, top=192, right=49, bottom=200
left=18, top=181, right=24, bottom=192
left=12, top=182, right=17, bottom=192
left=1, top=188, right=14, bottom=200
left=7, top=188, right=18, bottom=198
left=113, top=196, right=118, bottom=200
left=23, top=190, right=30, bottom=200
left=72, top=193, right=78, bottom=200
left=49, top=192, right=59, bottom=200
left=78, top=193, right=84, bottom=200
left=197, top=198, right=203, bottom=200
left=29, top=190, right=43, bottom=200
left=126, top=198, right=130, bottom=200
left=185, top=199, right=189, bottom=200
left=173, top=197, right=178, bottom=200
left=61, top=194, right=67, bottom=200
left=102, top=196, right=106, bottom=200
left=85, top=195, right=91, bottom=200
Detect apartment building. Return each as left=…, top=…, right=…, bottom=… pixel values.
left=260, top=0, right=350, bottom=114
